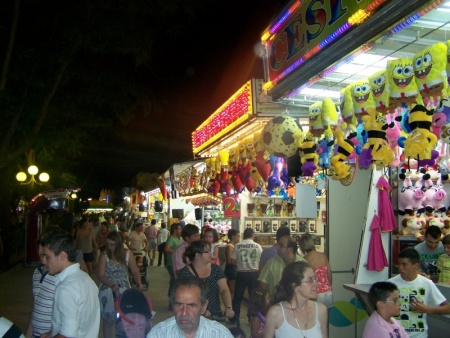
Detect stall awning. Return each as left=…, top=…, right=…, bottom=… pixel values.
left=83, top=200, right=114, bottom=211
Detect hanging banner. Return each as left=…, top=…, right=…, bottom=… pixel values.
left=223, top=195, right=240, bottom=218
left=265, top=0, right=383, bottom=82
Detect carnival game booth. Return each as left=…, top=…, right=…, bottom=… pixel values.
left=189, top=78, right=330, bottom=249
left=260, top=0, right=450, bottom=336
left=26, top=189, right=80, bottom=263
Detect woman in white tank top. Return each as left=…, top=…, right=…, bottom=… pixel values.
left=263, top=261, right=328, bottom=338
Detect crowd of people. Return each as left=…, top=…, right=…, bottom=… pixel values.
left=21, top=215, right=450, bottom=338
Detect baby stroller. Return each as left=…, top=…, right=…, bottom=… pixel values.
left=114, top=288, right=153, bottom=338
left=132, top=252, right=149, bottom=290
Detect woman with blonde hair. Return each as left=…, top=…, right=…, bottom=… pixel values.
left=264, top=261, right=327, bottom=338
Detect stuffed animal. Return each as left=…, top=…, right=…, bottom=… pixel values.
left=368, top=69, right=391, bottom=114
left=403, top=104, right=438, bottom=164
left=398, top=177, right=425, bottom=215
left=329, top=130, right=356, bottom=180
left=317, top=138, right=334, bottom=172
left=413, top=42, right=448, bottom=99
left=426, top=177, right=447, bottom=213
left=309, top=102, right=325, bottom=137
left=399, top=214, right=425, bottom=239
left=321, top=97, right=339, bottom=138
left=340, top=85, right=357, bottom=131
left=360, top=108, right=394, bottom=169
left=350, top=78, right=376, bottom=118
left=299, top=131, right=318, bottom=176
left=387, top=57, right=423, bottom=111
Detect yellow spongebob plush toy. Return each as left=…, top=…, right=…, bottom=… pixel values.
left=309, top=102, right=324, bottom=137
left=340, top=85, right=357, bottom=131
left=350, top=78, right=376, bottom=118
left=387, top=57, right=423, bottom=110
left=413, top=42, right=448, bottom=100
left=321, top=97, right=339, bottom=138
left=368, top=69, right=391, bottom=115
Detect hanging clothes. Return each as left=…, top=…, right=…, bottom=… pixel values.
left=367, top=214, right=389, bottom=271
left=376, top=176, right=397, bottom=232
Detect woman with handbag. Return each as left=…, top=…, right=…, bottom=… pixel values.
left=98, top=231, right=143, bottom=338
left=177, top=240, right=234, bottom=320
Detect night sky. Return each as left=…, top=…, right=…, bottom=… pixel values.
left=81, top=1, right=287, bottom=192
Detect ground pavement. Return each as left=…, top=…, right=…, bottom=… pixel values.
left=0, top=263, right=251, bottom=337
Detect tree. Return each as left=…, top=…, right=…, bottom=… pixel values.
left=0, top=0, right=205, bottom=265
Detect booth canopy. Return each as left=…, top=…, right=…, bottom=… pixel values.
left=82, top=200, right=114, bottom=211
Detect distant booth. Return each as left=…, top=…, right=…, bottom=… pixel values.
left=26, top=189, right=78, bottom=263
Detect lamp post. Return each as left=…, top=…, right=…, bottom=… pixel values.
left=16, top=165, right=50, bottom=185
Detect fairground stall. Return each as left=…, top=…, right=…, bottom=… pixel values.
left=183, top=78, right=328, bottom=249
left=261, top=0, right=450, bottom=336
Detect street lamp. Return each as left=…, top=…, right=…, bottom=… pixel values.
left=16, top=165, right=50, bottom=185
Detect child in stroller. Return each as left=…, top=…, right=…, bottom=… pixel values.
left=114, top=288, right=153, bottom=338
left=132, top=254, right=149, bottom=291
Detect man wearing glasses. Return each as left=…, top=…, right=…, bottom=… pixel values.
left=148, top=277, right=232, bottom=338
left=362, top=281, right=408, bottom=338
left=258, top=235, right=306, bottom=296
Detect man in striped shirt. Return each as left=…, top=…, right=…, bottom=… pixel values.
left=148, top=277, right=232, bottom=338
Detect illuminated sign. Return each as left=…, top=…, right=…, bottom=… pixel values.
left=264, top=0, right=387, bottom=85
left=192, top=81, right=254, bottom=154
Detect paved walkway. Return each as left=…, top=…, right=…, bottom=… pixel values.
left=0, top=263, right=250, bottom=337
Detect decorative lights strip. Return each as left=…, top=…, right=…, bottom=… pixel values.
left=267, top=0, right=302, bottom=38
left=263, top=0, right=388, bottom=91
left=192, top=81, right=253, bottom=153
left=286, top=42, right=374, bottom=99
left=390, top=0, right=445, bottom=34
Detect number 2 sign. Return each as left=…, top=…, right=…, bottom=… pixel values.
left=223, top=195, right=240, bottom=218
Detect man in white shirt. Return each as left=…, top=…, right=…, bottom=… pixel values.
left=128, top=222, right=148, bottom=255
left=230, top=228, right=262, bottom=326
left=148, top=277, right=232, bottom=338
left=388, top=247, right=450, bottom=338
left=40, top=231, right=99, bottom=338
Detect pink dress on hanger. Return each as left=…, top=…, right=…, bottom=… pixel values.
left=376, top=176, right=397, bottom=232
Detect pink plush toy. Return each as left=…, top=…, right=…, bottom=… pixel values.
left=426, top=178, right=447, bottom=213
left=398, top=177, right=425, bottom=215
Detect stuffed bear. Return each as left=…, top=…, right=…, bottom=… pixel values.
left=399, top=213, right=426, bottom=239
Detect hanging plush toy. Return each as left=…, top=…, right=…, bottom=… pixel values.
left=350, top=78, right=376, bottom=118
left=253, top=131, right=271, bottom=182
left=262, top=114, right=302, bottom=158
left=399, top=214, right=425, bottom=239
left=398, top=177, right=425, bottom=215
left=413, top=42, right=448, bottom=100
left=329, top=130, right=356, bottom=180
left=218, top=150, right=231, bottom=195
left=298, top=131, right=318, bottom=176
left=317, top=138, right=334, bottom=172
left=340, top=85, right=357, bottom=131
left=309, top=102, right=325, bottom=137
left=402, top=104, right=438, bottom=164
left=321, top=97, right=339, bottom=138
left=360, top=108, right=394, bottom=170
left=245, top=136, right=257, bottom=163
left=368, top=69, right=391, bottom=115
left=387, top=57, right=423, bottom=111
